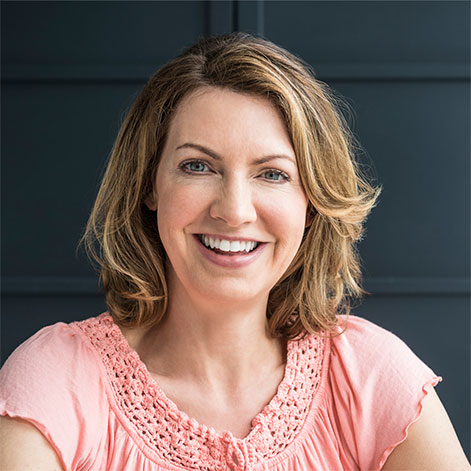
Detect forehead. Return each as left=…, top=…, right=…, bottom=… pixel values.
left=166, top=86, right=293, bottom=154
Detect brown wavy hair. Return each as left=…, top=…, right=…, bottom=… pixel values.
left=81, top=32, right=381, bottom=339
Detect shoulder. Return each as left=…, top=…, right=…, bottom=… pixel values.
left=330, top=314, right=434, bottom=379
left=329, top=314, right=440, bottom=401
left=0, top=314, right=112, bottom=410
left=3, top=320, right=87, bottom=365
left=333, top=313, right=409, bottom=351
left=1, top=318, right=102, bottom=391
left=0, top=415, right=64, bottom=470
left=326, top=314, right=443, bottom=471
left=381, top=386, right=470, bottom=470
left=0, top=314, right=111, bottom=471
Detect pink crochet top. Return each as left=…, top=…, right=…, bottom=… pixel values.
left=0, top=313, right=441, bottom=471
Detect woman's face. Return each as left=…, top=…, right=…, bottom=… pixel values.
left=147, top=86, right=309, bottom=305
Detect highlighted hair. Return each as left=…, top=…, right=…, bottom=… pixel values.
left=82, top=32, right=381, bottom=339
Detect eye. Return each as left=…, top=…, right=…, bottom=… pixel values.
left=261, top=169, right=290, bottom=182
left=180, top=159, right=211, bottom=173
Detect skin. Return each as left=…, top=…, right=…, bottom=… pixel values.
left=148, top=86, right=310, bottom=310
left=0, top=415, right=64, bottom=469
left=139, top=86, right=308, bottom=438
left=1, top=86, right=469, bottom=469
left=381, top=386, right=470, bottom=469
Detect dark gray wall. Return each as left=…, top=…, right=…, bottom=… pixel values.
left=2, top=0, right=469, bottom=457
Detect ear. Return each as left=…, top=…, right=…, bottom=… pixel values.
left=305, top=207, right=315, bottom=228
left=144, top=189, right=158, bottom=211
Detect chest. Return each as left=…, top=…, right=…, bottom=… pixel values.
left=149, top=367, right=285, bottom=439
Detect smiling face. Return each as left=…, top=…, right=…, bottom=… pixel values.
left=147, top=86, right=309, bottom=305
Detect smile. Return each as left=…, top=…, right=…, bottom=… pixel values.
left=197, top=235, right=259, bottom=254
left=194, top=234, right=266, bottom=268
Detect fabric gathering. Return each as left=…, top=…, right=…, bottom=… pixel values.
left=1, top=313, right=441, bottom=470
left=1, top=31, right=468, bottom=471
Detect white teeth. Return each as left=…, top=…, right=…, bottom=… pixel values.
left=199, top=236, right=259, bottom=253
left=230, top=241, right=240, bottom=252
left=219, top=240, right=231, bottom=252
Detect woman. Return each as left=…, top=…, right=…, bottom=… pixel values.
left=1, top=32, right=468, bottom=470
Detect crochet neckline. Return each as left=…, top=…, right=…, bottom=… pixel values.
left=74, top=312, right=326, bottom=470
left=121, top=322, right=293, bottom=442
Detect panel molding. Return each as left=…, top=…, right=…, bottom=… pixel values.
left=363, top=277, right=470, bottom=296
left=2, top=277, right=103, bottom=295
left=2, top=276, right=469, bottom=296
left=207, top=0, right=234, bottom=35
left=2, top=62, right=469, bottom=83
left=237, top=0, right=265, bottom=36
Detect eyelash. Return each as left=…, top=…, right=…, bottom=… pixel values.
left=179, top=159, right=291, bottom=183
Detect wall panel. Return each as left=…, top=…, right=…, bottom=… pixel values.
left=2, top=0, right=469, bottom=457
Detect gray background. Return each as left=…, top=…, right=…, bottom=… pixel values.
left=2, top=0, right=470, bottom=457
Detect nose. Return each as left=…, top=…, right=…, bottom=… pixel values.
left=209, top=176, right=257, bottom=227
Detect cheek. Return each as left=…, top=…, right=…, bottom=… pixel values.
left=260, top=192, right=308, bottom=241
left=156, top=183, right=209, bottom=236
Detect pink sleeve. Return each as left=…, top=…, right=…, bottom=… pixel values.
left=329, top=315, right=442, bottom=471
left=0, top=322, right=109, bottom=471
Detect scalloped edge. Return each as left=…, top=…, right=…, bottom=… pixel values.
left=377, top=375, right=443, bottom=470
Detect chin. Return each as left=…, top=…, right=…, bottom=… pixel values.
left=193, top=279, right=268, bottom=306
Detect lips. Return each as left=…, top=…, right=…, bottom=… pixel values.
left=193, top=234, right=266, bottom=268
left=197, top=234, right=259, bottom=254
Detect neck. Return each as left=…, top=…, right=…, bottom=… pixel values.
left=124, top=279, right=286, bottom=397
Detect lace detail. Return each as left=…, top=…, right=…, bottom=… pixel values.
left=72, top=313, right=325, bottom=471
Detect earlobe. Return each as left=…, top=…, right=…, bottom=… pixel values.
left=144, top=191, right=157, bottom=211
left=305, top=207, right=315, bottom=227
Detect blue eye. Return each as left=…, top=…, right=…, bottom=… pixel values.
left=262, top=169, right=290, bottom=182
left=181, top=160, right=210, bottom=173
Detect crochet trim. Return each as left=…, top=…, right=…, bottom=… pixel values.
left=73, top=312, right=325, bottom=471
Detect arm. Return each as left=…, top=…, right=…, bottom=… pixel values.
left=0, top=415, right=64, bottom=470
left=382, top=386, right=470, bottom=470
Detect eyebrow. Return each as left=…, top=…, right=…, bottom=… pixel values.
left=175, top=142, right=296, bottom=165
